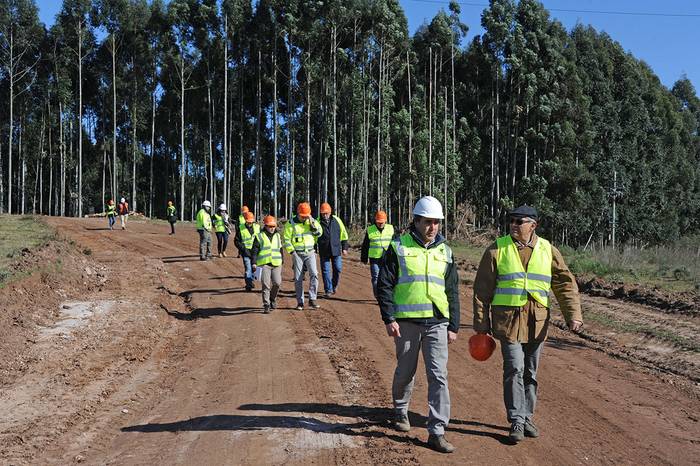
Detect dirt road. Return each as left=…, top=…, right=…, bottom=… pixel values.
left=1, top=217, right=698, bottom=465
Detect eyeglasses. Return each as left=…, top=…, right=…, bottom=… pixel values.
left=510, top=218, right=535, bottom=225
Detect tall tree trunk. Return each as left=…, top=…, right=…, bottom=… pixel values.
left=407, top=50, right=413, bottom=219
left=112, top=34, right=117, bottom=203
left=77, top=18, right=83, bottom=217
left=305, top=54, right=311, bottom=202
left=8, top=31, right=14, bottom=214
left=255, top=49, right=261, bottom=214
left=149, top=66, right=155, bottom=217
left=223, top=15, right=228, bottom=208
left=20, top=121, right=24, bottom=214
left=272, top=39, right=278, bottom=217
left=179, top=54, right=186, bottom=221
left=207, top=82, right=214, bottom=204
left=332, top=25, right=337, bottom=209
left=428, top=47, right=432, bottom=196
left=132, top=70, right=137, bottom=212
left=376, top=42, right=383, bottom=207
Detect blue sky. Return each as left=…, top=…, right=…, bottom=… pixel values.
left=35, top=0, right=699, bottom=91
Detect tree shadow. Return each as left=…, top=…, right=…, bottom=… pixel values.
left=160, top=305, right=262, bottom=320
left=83, top=227, right=113, bottom=231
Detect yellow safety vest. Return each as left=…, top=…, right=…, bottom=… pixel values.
left=367, top=224, right=395, bottom=259
left=239, top=223, right=261, bottom=250
left=283, top=218, right=323, bottom=254
left=256, top=232, right=283, bottom=267
left=492, top=235, right=552, bottom=307
left=166, top=205, right=176, bottom=217
left=196, top=209, right=212, bottom=231
left=106, top=205, right=116, bottom=217
left=213, top=214, right=227, bottom=233
left=391, top=233, right=451, bottom=319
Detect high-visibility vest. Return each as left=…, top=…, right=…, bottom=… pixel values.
left=213, top=214, right=227, bottom=233
left=239, top=223, right=260, bottom=250
left=166, top=205, right=176, bottom=217
left=492, top=235, right=552, bottom=308
left=283, top=218, right=323, bottom=254
left=390, top=233, right=451, bottom=319
left=238, top=214, right=245, bottom=225
left=196, top=209, right=212, bottom=231
left=256, top=232, right=283, bottom=267
left=367, top=224, right=395, bottom=259
left=107, top=205, right=116, bottom=217
left=316, top=215, right=349, bottom=242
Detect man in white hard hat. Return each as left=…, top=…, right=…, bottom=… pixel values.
left=376, top=195, right=460, bottom=454
left=196, top=200, right=213, bottom=261
left=118, top=197, right=129, bottom=230
left=213, top=203, right=231, bottom=257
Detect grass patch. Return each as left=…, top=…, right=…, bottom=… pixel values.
left=448, top=240, right=487, bottom=264
left=584, top=310, right=700, bottom=352
left=0, top=215, right=56, bottom=285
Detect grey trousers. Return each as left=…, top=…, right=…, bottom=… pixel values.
left=500, top=340, right=544, bottom=425
left=261, top=264, right=282, bottom=306
left=292, top=251, right=318, bottom=304
left=198, top=230, right=212, bottom=259
left=392, top=321, right=450, bottom=435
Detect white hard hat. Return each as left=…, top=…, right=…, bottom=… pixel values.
left=412, top=196, right=444, bottom=219
left=219, top=203, right=227, bottom=211
left=120, top=197, right=125, bottom=203
left=202, top=200, right=211, bottom=208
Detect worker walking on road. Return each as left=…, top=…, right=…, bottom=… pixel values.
left=106, top=200, right=117, bottom=230
left=284, top=202, right=323, bottom=310
left=196, top=200, right=213, bottom=261
left=118, top=197, right=129, bottom=230
left=166, top=201, right=177, bottom=235
left=238, top=205, right=249, bottom=227
left=235, top=211, right=260, bottom=291
left=316, top=202, right=349, bottom=297
left=377, top=196, right=460, bottom=454
left=472, top=205, right=583, bottom=444
left=361, top=210, right=396, bottom=298
left=251, top=215, right=283, bottom=314
left=213, top=204, right=231, bottom=257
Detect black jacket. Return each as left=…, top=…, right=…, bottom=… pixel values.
left=317, top=215, right=349, bottom=258
left=234, top=224, right=256, bottom=257
left=377, top=227, right=460, bottom=333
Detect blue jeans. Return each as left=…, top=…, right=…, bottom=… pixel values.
left=370, top=260, right=381, bottom=298
left=501, top=340, right=544, bottom=425
left=108, top=215, right=116, bottom=229
left=320, top=255, right=343, bottom=293
left=242, top=256, right=254, bottom=288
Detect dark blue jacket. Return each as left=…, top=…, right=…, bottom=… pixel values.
left=317, top=215, right=349, bottom=257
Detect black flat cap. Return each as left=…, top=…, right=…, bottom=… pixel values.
left=509, top=205, right=538, bottom=220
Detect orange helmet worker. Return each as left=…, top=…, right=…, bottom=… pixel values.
left=297, top=202, right=312, bottom=218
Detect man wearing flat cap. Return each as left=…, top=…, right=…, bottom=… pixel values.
left=472, top=205, right=583, bottom=444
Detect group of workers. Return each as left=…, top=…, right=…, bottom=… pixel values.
left=105, top=198, right=130, bottom=230
left=108, top=194, right=583, bottom=454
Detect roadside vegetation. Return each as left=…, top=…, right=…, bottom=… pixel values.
left=0, top=215, right=56, bottom=285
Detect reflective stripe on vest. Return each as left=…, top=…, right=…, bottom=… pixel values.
left=256, top=232, right=283, bottom=267
left=239, top=223, right=260, bottom=250
left=367, top=224, right=395, bottom=259
left=391, top=233, right=451, bottom=319
left=492, top=235, right=552, bottom=307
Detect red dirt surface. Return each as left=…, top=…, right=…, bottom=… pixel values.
left=1, top=217, right=698, bottom=465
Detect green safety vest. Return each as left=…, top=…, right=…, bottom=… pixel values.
left=492, top=235, right=552, bottom=308
left=213, top=214, right=227, bottom=233
left=167, top=205, right=176, bottom=217
left=391, top=233, right=451, bottom=319
left=106, top=205, right=116, bottom=217
left=283, top=218, right=323, bottom=253
left=196, top=209, right=212, bottom=231
left=239, top=223, right=261, bottom=250
left=238, top=214, right=245, bottom=225
left=256, top=231, right=283, bottom=267
left=367, top=224, right=395, bottom=259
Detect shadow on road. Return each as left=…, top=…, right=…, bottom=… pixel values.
left=122, top=402, right=510, bottom=445
left=161, top=305, right=262, bottom=320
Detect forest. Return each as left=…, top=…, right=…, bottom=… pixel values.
left=1, top=0, right=699, bottom=246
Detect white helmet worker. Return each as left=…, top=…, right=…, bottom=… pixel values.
left=413, top=195, right=444, bottom=219
left=218, top=203, right=227, bottom=211
left=202, top=200, right=212, bottom=208
left=120, top=197, right=125, bottom=203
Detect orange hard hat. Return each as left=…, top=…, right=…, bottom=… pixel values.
left=297, top=202, right=311, bottom=217
left=241, top=205, right=249, bottom=213
left=244, top=212, right=255, bottom=222
left=320, top=202, right=332, bottom=214
left=375, top=210, right=387, bottom=222
left=264, top=215, right=277, bottom=227
left=468, top=334, right=496, bottom=361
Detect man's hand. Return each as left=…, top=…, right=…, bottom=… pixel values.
left=252, top=264, right=257, bottom=272
left=385, top=322, right=401, bottom=338
left=568, top=320, right=583, bottom=332
left=447, top=331, right=458, bottom=344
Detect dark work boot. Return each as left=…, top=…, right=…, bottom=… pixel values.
left=392, top=413, right=410, bottom=432
left=524, top=419, right=539, bottom=438
left=509, top=422, right=525, bottom=443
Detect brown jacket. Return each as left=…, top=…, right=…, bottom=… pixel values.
left=472, top=233, right=582, bottom=343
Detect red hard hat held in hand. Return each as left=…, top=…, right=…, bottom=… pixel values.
left=469, top=334, right=496, bottom=361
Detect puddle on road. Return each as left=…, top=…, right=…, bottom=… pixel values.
left=40, top=300, right=117, bottom=338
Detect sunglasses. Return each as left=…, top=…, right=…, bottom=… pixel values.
left=510, top=218, right=535, bottom=225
